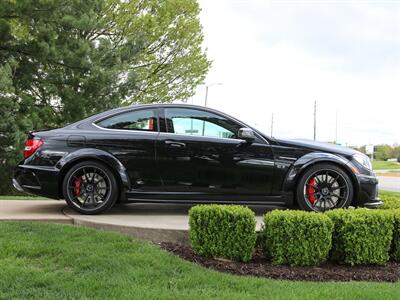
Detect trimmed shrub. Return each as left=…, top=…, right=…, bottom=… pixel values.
left=378, top=191, right=400, bottom=210
left=262, top=210, right=333, bottom=266
left=326, top=208, right=394, bottom=265
left=189, top=205, right=257, bottom=262
left=391, top=210, right=400, bottom=261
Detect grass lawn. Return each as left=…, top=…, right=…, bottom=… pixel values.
left=0, top=222, right=400, bottom=299
left=373, top=160, right=400, bottom=170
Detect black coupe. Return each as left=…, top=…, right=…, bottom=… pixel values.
left=13, top=104, right=382, bottom=214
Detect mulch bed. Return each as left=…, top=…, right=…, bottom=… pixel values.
left=159, top=242, right=400, bottom=282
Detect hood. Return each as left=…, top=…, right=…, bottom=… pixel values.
left=274, top=138, right=359, bottom=157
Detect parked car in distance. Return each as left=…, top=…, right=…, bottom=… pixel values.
left=13, top=104, right=382, bottom=214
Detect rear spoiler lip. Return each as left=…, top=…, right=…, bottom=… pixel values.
left=27, top=131, right=36, bottom=139
left=27, top=128, right=58, bottom=139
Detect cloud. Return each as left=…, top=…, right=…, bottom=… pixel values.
left=190, top=0, right=400, bottom=145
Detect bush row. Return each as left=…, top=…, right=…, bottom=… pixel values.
left=189, top=205, right=257, bottom=262
left=263, top=210, right=333, bottom=266
left=326, top=209, right=394, bottom=265
left=189, top=205, right=400, bottom=266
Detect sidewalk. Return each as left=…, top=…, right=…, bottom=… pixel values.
left=0, top=200, right=72, bottom=223
left=375, top=169, right=400, bottom=177
left=0, top=200, right=266, bottom=245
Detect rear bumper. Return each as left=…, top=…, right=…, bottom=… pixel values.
left=356, top=173, right=383, bottom=208
left=12, top=178, right=24, bottom=192
left=13, top=164, right=61, bottom=199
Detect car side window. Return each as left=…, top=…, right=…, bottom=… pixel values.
left=97, top=109, right=158, bottom=132
left=164, top=108, right=240, bottom=139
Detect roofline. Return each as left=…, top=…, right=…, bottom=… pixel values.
left=113, top=103, right=240, bottom=123
left=65, top=103, right=272, bottom=144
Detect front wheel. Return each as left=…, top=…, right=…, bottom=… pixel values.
left=62, top=161, right=119, bottom=214
left=296, top=163, right=354, bottom=212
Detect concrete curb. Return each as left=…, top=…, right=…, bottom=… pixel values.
left=62, top=207, right=190, bottom=245
left=1, top=200, right=268, bottom=246
left=0, top=200, right=73, bottom=225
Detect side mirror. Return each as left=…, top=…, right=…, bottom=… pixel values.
left=237, top=128, right=255, bottom=142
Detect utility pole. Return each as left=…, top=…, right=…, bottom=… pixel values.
left=313, top=101, right=317, bottom=141
left=270, top=112, right=274, bottom=137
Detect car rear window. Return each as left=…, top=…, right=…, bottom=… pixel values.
left=97, top=109, right=158, bottom=132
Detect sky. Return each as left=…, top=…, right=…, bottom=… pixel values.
left=187, top=0, right=400, bottom=146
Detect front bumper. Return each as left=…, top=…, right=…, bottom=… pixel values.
left=363, top=199, right=384, bottom=208
left=356, top=173, right=383, bottom=208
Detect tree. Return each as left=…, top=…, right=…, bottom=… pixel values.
left=108, top=0, right=210, bottom=104
left=0, top=0, right=210, bottom=194
left=374, top=145, right=394, bottom=161
left=0, top=60, right=21, bottom=194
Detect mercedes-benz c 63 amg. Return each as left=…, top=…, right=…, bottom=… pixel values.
left=13, top=104, right=382, bottom=214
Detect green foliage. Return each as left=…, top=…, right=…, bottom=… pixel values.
left=262, top=210, right=333, bottom=266
left=391, top=211, right=400, bottom=262
left=0, top=0, right=210, bottom=194
left=379, top=191, right=400, bottom=210
left=374, top=145, right=399, bottom=161
left=189, top=205, right=257, bottom=262
left=326, top=209, right=394, bottom=265
left=0, top=59, right=21, bottom=194
left=3, top=222, right=400, bottom=299
left=372, top=160, right=400, bottom=170
left=110, top=0, right=210, bottom=104
left=358, top=144, right=400, bottom=162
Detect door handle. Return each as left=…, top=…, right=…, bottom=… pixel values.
left=165, top=140, right=186, bottom=148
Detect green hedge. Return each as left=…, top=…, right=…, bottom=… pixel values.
left=378, top=191, right=400, bottom=210
left=262, top=210, right=333, bottom=266
left=326, top=209, right=394, bottom=265
left=391, top=210, right=400, bottom=261
left=189, top=205, right=257, bottom=262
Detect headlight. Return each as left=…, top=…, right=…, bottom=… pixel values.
left=353, top=153, right=372, bottom=170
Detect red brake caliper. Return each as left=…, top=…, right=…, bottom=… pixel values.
left=74, top=176, right=82, bottom=196
left=307, top=177, right=316, bottom=205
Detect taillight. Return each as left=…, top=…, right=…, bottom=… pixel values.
left=24, top=138, right=44, bottom=159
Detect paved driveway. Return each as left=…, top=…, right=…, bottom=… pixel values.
left=378, top=176, right=400, bottom=192
left=0, top=200, right=269, bottom=245
left=0, top=200, right=71, bottom=223
left=64, top=203, right=267, bottom=231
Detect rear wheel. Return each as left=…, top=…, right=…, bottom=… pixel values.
left=296, top=163, right=354, bottom=212
left=62, top=161, right=118, bottom=214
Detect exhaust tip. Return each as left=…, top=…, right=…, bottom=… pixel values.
left=12, top=179, right=24, bottom=192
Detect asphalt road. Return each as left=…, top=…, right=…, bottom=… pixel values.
left=378, top=176, right=400, bottom=192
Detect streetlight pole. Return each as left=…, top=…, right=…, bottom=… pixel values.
left=313, top=100, right=317, bottom=141
left=203, top=82, right=222, bottom=107
left=335, top=110, right=338, bottom=144
left=202, top=83, right=222, bottom=136
left=270, top=112, right=274, bottom=137
left=204, top=85, right=209, bottom=107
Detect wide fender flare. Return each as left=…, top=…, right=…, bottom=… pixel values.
left=282, top=152, right=359, bottom=194
left=56, top=148, right=131, bottom=190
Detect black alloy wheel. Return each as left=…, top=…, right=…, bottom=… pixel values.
left=62, top=161, right=118, bottom=214
left=296, top=163, right=354, bottom=212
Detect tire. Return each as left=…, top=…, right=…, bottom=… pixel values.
left=62, top=160, right=119, bottom=215
left=295, top=163, right=354, bottom=212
